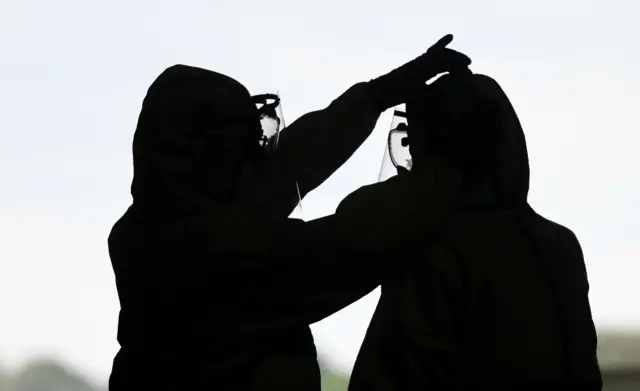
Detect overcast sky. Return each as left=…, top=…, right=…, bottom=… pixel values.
left=0, top=0, right=638, bottom=386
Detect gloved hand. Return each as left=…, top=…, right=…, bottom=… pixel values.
left=367, top=34, right=471, bottom=112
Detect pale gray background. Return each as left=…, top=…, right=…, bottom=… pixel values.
left=0, top=0, right=638, bottom=385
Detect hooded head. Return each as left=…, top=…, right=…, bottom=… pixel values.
left=130, top=65, right=266, bottom=214
left=405, top=73, right=530, bottom=204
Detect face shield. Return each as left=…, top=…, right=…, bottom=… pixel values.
left=241, top=93, right=304, bottom=218
left=378, top=108, right=413, bottom=182
left=377, top=75, right=503, bottom=187
left=252, top=93, right=286, bottom=153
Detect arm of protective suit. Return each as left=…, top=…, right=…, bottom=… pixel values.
left=558, top=229, right=602, bottom=390
left=173, top=161, right=462, bottom=325
left=273, top=82, right=381, bottom=199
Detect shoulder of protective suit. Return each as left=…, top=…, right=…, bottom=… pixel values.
left=527, top=208, right=582, bottom=250
left=335, top=182, right=382, bottom=214
left=334, top=173, right=443, bottom=216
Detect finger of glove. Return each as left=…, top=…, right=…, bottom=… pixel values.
left=404, top=51, right=470, bottom=85
left=430, top=34, right=454, bottom=52
left=439, top=49, right=471, bottom=66
left=409, top=46, right=470, bottom=73
left=428, top=50, right=472, bottom=76
left=401, top=49, right=439, bottom=76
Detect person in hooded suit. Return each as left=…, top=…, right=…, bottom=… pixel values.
left=348, top=73, right=602, bottom=391
left=108, top=36, right=472, bottom=390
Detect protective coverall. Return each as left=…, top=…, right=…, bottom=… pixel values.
left=348, top=74, right=602, bottom=390
left=108, top=64, right=464, bottom=390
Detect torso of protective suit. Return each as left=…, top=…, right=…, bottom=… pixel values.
left=108, top=65, right=384, bottom=391
left=348, top=76, right=602, bottom=391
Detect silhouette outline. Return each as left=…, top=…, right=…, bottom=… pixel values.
left=107, top=36, right=471, bottom=390
left=348, top=73, right=603, bottom=390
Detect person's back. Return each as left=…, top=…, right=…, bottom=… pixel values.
left=109, top=206, right=325, bottom=390
left=349, top=74, right=601, bottom=390
left=108, top=63, right=383, bottom=391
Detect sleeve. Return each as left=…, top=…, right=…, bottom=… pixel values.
left=243, top=170, right=463, bottom=326
left=166, top=165, right=461, bottom=326
left=559, top=229, right=603, bottom=389
left=273, top=82, right=382, bottom=199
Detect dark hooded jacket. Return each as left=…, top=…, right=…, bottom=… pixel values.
left=348, top=75, right=602, bottom=391
left=108, top=65, right=463, bottom=390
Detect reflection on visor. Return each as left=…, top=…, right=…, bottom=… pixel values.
left=251, top=92, right=304, bottom=219
left=378, top=109, right=413, bottom=182
left=252, top=93, right=285, bottom=152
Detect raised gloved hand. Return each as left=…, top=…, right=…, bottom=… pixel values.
left=367, top=34, right=471, bottom=112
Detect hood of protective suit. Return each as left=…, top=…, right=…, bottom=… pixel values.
left=409, top=73, right=530, bottom=204
left=130, top=65, right=259, bottom=213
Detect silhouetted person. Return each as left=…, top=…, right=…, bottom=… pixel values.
left=348, top=73, right=602, bottom=390
left=108, top=36, right=471, bottom=390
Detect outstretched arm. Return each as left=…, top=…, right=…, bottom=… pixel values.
left=260, top=34, right=470, bottom=215
left=205, top=164, right=462, bottom=326
left=274, top=82, right=381, bottom=199
left=107, top=162, right=460, bottom=329
left=260, top=171, right=460, bottom=325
